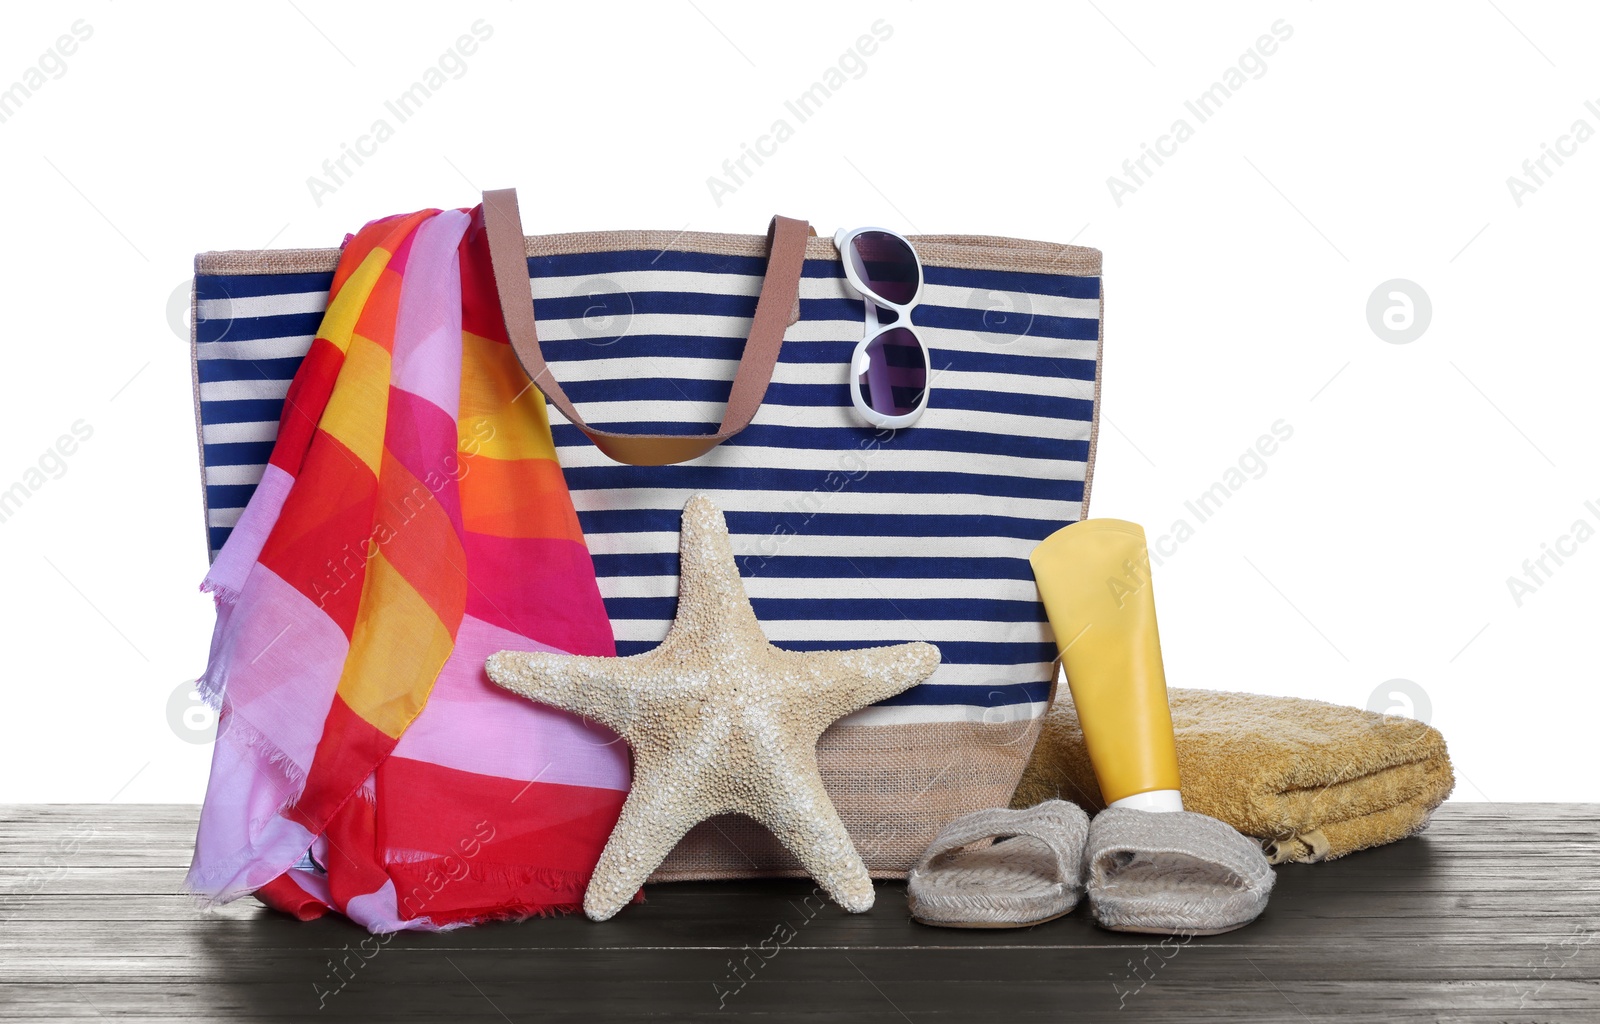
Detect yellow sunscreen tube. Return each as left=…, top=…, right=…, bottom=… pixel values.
left=1030, top=519, right=1183, bottom=812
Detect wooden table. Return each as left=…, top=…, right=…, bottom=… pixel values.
left=2, top=804, right=1596, bottom=1021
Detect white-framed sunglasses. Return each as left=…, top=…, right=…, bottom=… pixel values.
left=833, top=226, right=931, bottom=429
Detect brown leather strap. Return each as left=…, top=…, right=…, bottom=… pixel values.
left=482, top=188, right=809, bottom=466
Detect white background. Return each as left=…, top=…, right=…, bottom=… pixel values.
left=1, top=1, right=1594, bottom=803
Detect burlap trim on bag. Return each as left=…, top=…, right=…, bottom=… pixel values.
left=196, top=232, right=1101, bottom=278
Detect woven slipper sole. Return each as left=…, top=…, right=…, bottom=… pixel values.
left=1090, top=919, right=1255, bottom=937
left=911, top=903, right=1077, bottom=930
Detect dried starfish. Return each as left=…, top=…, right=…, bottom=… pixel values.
left=486, top=493, right=940, bottom=921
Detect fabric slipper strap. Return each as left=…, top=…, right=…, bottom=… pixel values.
left=917, top=803, right=1089, bottom=883
left=482, top=187, right=811, bottom=467
left=1088, top=809, right=1275, bottom=888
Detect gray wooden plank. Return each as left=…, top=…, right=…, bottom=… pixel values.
left=0, top=803, right=1597, bottom=1022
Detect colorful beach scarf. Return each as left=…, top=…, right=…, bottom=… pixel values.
left=186, top=206, right=630, bottom=931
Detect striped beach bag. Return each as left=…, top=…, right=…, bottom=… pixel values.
left=190, top=188, right=1104, bottom=879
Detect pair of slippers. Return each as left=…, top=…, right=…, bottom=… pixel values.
left=906, top=800, right=1274, bottom=934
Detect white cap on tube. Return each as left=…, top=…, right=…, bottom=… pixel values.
left=1108, top=789, right=1184, bottom=813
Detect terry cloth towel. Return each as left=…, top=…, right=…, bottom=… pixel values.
left=1013, top=688, right=1455, bottom=863
left=185, top=206, right=631, bottom=931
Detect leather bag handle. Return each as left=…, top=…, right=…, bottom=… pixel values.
left=482, top=187, right=810, bottom=466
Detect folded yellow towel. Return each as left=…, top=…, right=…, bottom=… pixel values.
left=1013, top=688, right=1455, bottom=863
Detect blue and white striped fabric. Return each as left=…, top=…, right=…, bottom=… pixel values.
left=529, top=246, right=1099, bottom=735
left=191, top=239, right=1100, bottom=731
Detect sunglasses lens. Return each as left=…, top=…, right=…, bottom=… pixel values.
left=857, top=327, right=927, bottom=418
left=848, top=230, right=919, bottom=305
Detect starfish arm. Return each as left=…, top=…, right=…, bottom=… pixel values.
left=791, top=641, right=942, bottom=724
left=671, top=494, right=764, bottom=639
left=749, top=766, right=876, bottom=914
left=485, top=649, right=651, bottom=735
left=582, top=760, right=714, bottom=921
